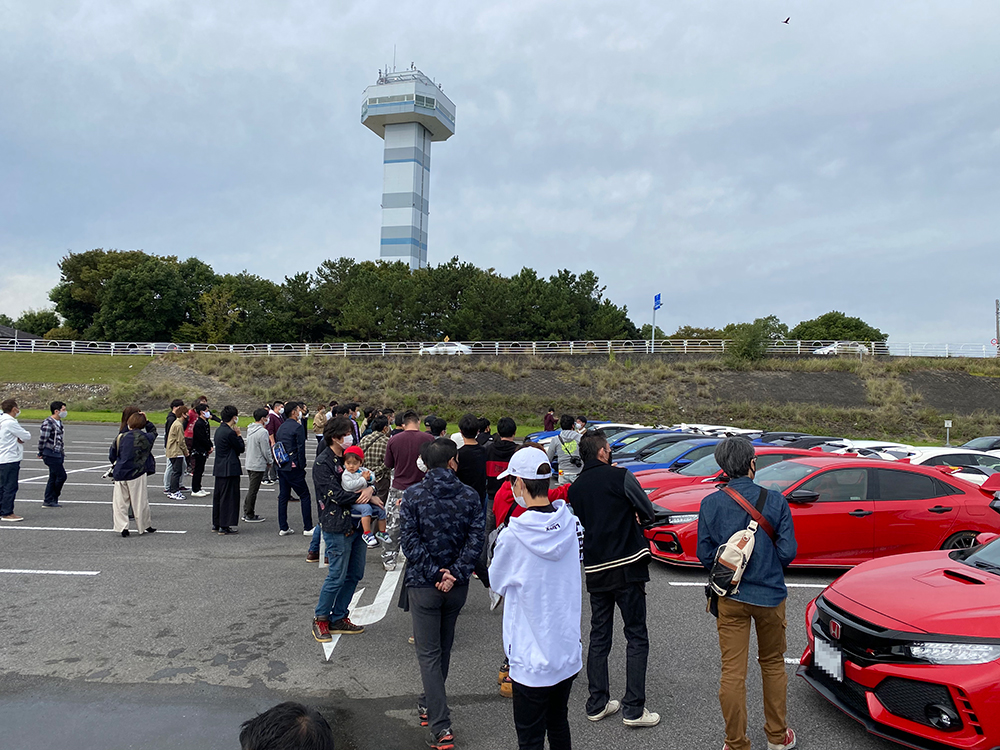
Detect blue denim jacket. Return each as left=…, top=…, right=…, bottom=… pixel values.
left=696, top=476, right=797, bottom=607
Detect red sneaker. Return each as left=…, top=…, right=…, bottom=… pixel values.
left=427, top=728, right=454, bottom=750
left=312, top=618, right=332, bottom=643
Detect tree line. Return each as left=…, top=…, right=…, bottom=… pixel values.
left=2, top=249, right=886, bottom=346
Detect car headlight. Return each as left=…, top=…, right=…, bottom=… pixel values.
left=667, top=513, right=699, bottom=525
left=906, top=642, right=1000, bottom=665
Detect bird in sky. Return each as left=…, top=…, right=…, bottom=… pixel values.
left=783, top=17, right=790, bottom=23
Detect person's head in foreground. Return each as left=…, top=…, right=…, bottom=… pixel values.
left=239, top=702, right=334, bottom=750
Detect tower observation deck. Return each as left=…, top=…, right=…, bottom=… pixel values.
left=362, top=67, right=456, bottom=270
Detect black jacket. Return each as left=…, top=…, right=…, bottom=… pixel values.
left=314, top=447, right=358, bottom=536
left=485, top=439, right=519, bottom=497
left=164, top=412, right=176, bottom=448
left=276, top=418, right=307, bottom=472
left=568, top=459, right=657, bottom=592
left=456, top=443, right=488, bottom=502
left=212, top=423, right=245, bottom=477
left=192, top=418, right=213, bottom=456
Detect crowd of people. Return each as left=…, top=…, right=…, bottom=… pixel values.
left=0, top=395, right=799, bottom=750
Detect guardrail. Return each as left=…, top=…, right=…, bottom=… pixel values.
left=1, top=338, right=997, bottom=358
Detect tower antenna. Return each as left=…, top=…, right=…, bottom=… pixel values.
left=393, top=45, right=396, bottom=72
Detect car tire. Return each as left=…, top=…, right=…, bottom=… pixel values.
left=941, top=530, right=980, bottom=550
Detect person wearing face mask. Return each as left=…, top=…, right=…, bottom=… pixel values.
left=242, top=407, right=272, bottom=524
left=567, top=429, right=660, bottom=729
left=37, top=400, right=69, bottom=508
left=275, top=400, right=313, bottom=536
left=546, top=415, right=583, bottom=487
left=0, top=398, right=31, bottom=522
left=490, top=447, right=584, bottom=750
left=211, top=405, right=245, bottom=535
left=263, top=400, right=285, bottom=485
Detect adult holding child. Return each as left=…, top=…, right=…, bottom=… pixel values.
left=109, top=411, right=157, bottom=537
left=212, top=405, right=245, bottom=535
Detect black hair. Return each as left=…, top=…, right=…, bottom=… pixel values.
left=221, top=405, right=239, bottom=423
left=253, top=407, right=270, bottom=422
left=270, top=400, right=284, bottom=409
left=50, top=401, right=67, bottom=413
left=239, top=701, right=334, bottom=750
left=345, top=402, right=359, bottom=411
left=579, top=429, right=608, bottom=463
left=497, top=417, right=516, bottom=438
left=577, top=416, right=588, bottom=425
left=458, top=413, right=479, bottom=439
left=421, top=437, right=458, bottom=469
left=714, top=437, right=756, bottom=479
left=369, top=415, right=389, bottom=433
left=394, top=412, right=405, bottom=427
left=333, top=405, right=349, bottom=417
left=521, top=477, right=551, bottom=498
left=477, top=417, right=490, bottom=433
left=363, top=406, right=375, bottom=419
left=559, top=414, right=575, bottom=431
left=402, top=410, right=420, bottom=425
left=196, top=402, right=210, bottom=414
left=428, top=417, right=448, bottom=436
left=323, top=417, right=353, bottom=446
left=169, top=399, right=185, bottom=409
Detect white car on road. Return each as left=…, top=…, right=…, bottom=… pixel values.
left=813, top=341, right=870, bottom=355
left=418, top=342, right=472, bottom=356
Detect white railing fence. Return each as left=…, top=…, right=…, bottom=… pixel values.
left=0, top=338, right=997, bottom=359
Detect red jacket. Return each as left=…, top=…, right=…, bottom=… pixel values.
left=492, top=481, right=570, bottom=528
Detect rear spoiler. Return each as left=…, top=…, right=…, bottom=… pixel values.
left=980, top=473, right=1000, bottom=495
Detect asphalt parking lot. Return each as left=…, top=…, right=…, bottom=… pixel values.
left=0, top=422, right=898, bottom=750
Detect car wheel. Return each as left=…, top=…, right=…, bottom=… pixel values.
left=941, top=530, right=980, bottom=550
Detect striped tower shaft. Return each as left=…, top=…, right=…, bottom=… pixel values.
left=380, top=122, right=431, bottom=270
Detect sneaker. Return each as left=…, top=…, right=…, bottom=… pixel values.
left=383, top=561, right=396, bottom=571
left=191, top=490, right=210, bottom=497
left=408, top=636, right=415, bottom=645
left=587, top=700, right=621, bottom=722
left=243, top=514, right=265, bottom=523
left=279, top=528, right=295, bottom=536
left=178, top=486, right=189, bottom=492
left=375, top=531, right=391, bottom=544
left=162, top=489, right=171, bottom=495
left=498, top=661, right=509, bottom=684
left=500, top=676, right=513, bottom=698
left=329, top=617, right=364, bottom=634
left=42, top=502, right=63, bottom=508
left=623, top=708, right=660, bottom=728
left=312, top=618, right=332, bottom=643
left=362, top=532, right=379, bottom=548
left=767, top=728, right=797, bottom=750
left=120, top=529, right=129, bottom=537
left=262, top=479, right=276, bottom=486
left=218, top=526, right=238, bottom=535
left=427, top=727, right=455, bottom=750
left=1, top=514, right=24, bottom=522
left=167, top=492, right=185, bottom=501
left=417, top=703, right=428, bottom=727
left=144, top=527, right=157, bottom=534
left=305, top=551, right=320, bottom=563
left=303, top=527, right=314, bottom=536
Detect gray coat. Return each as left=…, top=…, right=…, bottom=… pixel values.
left=245, top=422, right=273, bottom=473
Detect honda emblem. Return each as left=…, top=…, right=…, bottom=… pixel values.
left=829, top=620, right=842, bottom=640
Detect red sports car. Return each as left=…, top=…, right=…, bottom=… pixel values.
left=799, top=533, right=1000, bottom=749
left=635, top=446, right=850, bottom=499
left=644, top=458, right=1000, bottom=567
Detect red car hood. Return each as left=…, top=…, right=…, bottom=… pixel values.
left=828, top=550, right=1000, bottom=638
left=637, top=469, right=717, bottom=497
left=651, top=484, right=715, bottom=511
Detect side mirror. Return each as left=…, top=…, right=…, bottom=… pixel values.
left=669, top=459, right=692, bottom=472
left=787, top=489, right=820, bottom=504
left=975, top=532, right=999, bottom=546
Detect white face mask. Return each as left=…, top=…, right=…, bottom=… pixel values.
left=512, top=479, right=528, bottom=509
left=233, top=417, right=239, bottom=427
left=58, top=409, right=68, bottom=419
left=277, top=406, right=284, bottom=415
left=342, top=434, right=355, bottom=448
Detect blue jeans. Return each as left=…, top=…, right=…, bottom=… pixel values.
left=0, top=461, right=19, bottom=516
left=308, top=525, right=321, bottom=555
left=314, top=529, right=367, bottom=621
left=277, top=467, right=313, bottom=531
left=43, top=455, right=67, bottom=504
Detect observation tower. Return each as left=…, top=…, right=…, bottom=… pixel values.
left=361, top=66, right=456, bottom=270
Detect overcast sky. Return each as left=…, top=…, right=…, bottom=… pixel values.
left=3, top=1, right=999, bottom=343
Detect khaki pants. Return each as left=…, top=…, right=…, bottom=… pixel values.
left=715, top=597, right=788, bottom=750
left=113, top=475, right=152, bottom=533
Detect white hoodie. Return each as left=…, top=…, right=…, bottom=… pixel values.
left=0, top=412, right=31, bottom=464
left=489, top=499, right=584, bottom=687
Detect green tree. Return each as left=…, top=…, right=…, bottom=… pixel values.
left=92, top=259, right=188, bottom=340
left=49, top=249, right=154, bottom=336
left=14, top=308, right=61, bottom=337
left=789, top=311, right=886, bottom=342
left=0, top=313, right=13, bottom=328
left=639, top=324, right=668, bottom=339
left=670, top=325, right=724, bottom=339
left=723, top=316, right=789, bottom=362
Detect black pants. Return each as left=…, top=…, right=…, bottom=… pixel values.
left=212, top=476, right=241, bottom=528
left=191, top=453, right=208, bottom=493
left=512, top=674, right=576, bottom=750
left=586, top=582, right=648, bottom=720
left=409, top=584, right=469, bottom=734
left=43, top=455, right=67, bottom=505
left=168, top=457, right=185, bottom=493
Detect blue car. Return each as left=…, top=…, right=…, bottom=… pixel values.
left=616, top=438, right=722, bottom=474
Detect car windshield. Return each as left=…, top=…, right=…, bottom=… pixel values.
left=678, top=453, right=721, bottom=476
left=642, top=440, right=700, bottom=465
left=599, top=426, right=633, bottom=440
left=962, top=437, right=999, bottom=452
left=956, top=539, right=1000, bottom=576
left=754, top=461, right=817, bottom=493
left=613, top=433, right=661, bottom=453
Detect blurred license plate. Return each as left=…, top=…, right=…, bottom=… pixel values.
left=814, top=636, right=843, bottom=682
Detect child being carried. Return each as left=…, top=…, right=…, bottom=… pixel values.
left=342, top=446, right=389, bottom=548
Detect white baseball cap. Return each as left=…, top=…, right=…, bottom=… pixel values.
left=497, top=447, right=553, bottom=480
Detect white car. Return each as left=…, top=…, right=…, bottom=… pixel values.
left=418, top=341, right=472, bottom=356
left=895, top=447, right=1000, bottom=486
left=813, top=341, right=870, bottom=355
left=831, top=440, right=913, bottom=459
left=669, top=423, right=761, bottom=437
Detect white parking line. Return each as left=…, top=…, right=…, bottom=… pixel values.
left=22, top=458, right=118, bottom=464
left=19, top=463, right=119, bottom=483
left=0, top=569, right=101, bottom=576
left=322, top=566, right=404, bottom=660
left=17, top=498, right=214, bottom=508
left=0, top=526, right=187, bottom=534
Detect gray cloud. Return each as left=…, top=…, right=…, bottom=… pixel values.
left=2, top=1, right=999, bottom=344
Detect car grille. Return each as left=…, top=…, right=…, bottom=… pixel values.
left=806, top=664, right=871, bottom=718
left=815, top=597, right=913, bottom=666
left=875, top=678, right=961, bottom=732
